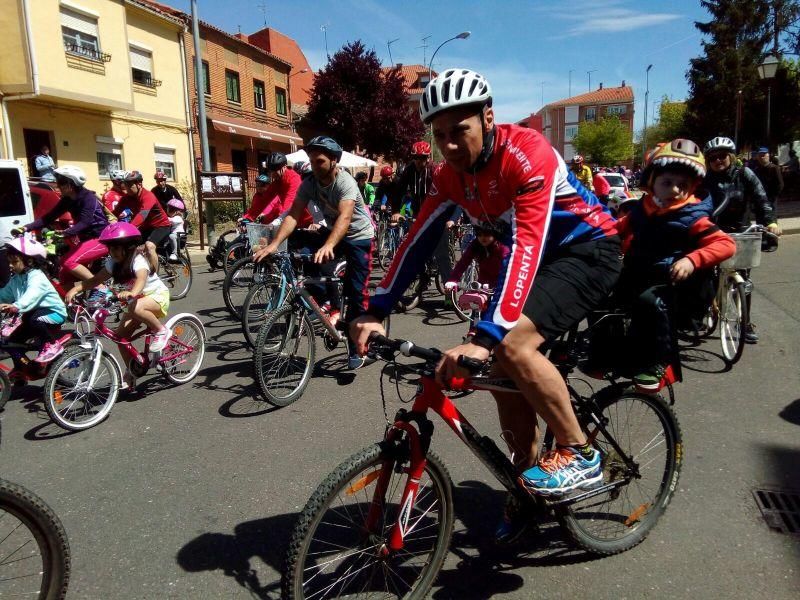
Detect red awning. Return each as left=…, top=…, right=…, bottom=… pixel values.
left=210, top=119, right=302, bottom=144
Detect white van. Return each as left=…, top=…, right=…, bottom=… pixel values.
left=0, top=160, right=34, bottom=244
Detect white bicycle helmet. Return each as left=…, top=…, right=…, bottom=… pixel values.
left=5, top=234, right=47, bottom=259
left=703, top=136, right=736, bottom=154
left=419, top=68, right=492, bottom=124
left=53, top=165, right=86, bottom=187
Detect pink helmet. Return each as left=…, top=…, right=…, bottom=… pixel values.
left=5, top=235, right=47, bottom=259
left=98, top=222, right=142, bottom=245
left=167, top=198, right=185, bottom=210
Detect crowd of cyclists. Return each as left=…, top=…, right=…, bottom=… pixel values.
left=208, top=67, right=783, bottom=546
left=1, top=166, right=188, bottom=388
left=0, top=66, right=786, bottom=591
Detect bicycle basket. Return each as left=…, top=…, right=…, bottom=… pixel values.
left=720, top=232, right=762, bottom=270
left=245, top=223, right=286, bottom=252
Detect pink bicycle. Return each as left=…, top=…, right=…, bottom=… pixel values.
left=42, top=295, right=206, bottom=431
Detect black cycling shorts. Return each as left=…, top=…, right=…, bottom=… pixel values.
left=144, top=226, right=171, bottom=248
left=522, top=236, right=622, bottom=341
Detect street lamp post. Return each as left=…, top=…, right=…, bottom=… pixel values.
left=642, top=64, right=653, bottom=167
left=758, top=54, right=779, bottom=145
left=427, top=31, right=471, bottom=87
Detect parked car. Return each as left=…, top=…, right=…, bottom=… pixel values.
left=597, top=172, right=633, bottom=198
left=28, top=180, right=72, bottom=229
left=0, top=160, right=35, bottom=242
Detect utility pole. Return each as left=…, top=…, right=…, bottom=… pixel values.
left=642, top=64, right=653, bottom=167
left=540, top=81, right=546, bottom=109
left=387, top=38, right=399, bottom=66
left=569, top=69, right=574, bottom=97
left=191, top=0, right=214, bottom=246
left=587, top=69, right=597, bottom=91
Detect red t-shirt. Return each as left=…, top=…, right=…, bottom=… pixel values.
left=114, top=189, right=171, bottom=231
left=244, top=169, right=302, bottom=221
left=593, top=174, right=612, bottom=197
left=102, top=189, right=124, bottom=212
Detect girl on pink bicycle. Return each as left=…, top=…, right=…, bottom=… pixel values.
left=0, top=236, right=68, bottom=376
left=65, top=223, right=171, bottom=389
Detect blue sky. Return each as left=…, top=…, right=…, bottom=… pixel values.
left=170, top=0, right=709, bottom=131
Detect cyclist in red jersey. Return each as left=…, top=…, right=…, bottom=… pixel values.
left=351, top=69, right=622, bottom=542
left=242, top=152, right=302, bottom=223
left=114, top=170, right=172, bottom=265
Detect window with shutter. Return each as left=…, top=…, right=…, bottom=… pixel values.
left=154, top=148, right=176, bottom=180
left=275, top=87, right=287, bottom=116
left=130, top=46, right=155, bottom=86
left=61, top=8, right=101, bottom=59
left=96, top=142, right=123, bottom=179
left=226, top=70, right=241, bottom=103
left=253, top=80, right=266, bottom=110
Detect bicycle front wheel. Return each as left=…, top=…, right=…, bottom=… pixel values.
left=253, top=305, right=316, bottom=407
left=283, top=444, right=454, bottom=600
left=241, top=283, right=284, bottom=349
left=0, top=479, right=71, bottom=600
left=558, top=391, right=682, bottom=555
left=719, top=278, right=747, bottom=364
left=223, top=256, right=257, bottom=318
left=44, top=346, right=120, bottom=432
left=222, top=240, right=248, bottom=273
left=162, top=315, right=206, bottom=384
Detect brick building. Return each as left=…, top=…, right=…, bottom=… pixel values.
left=247, top=28, right=313, bottom=115
left=385, top=64, right=435, bottom=115
left=141, top=1, right=302, bottom=186
left=535, top=83, right=634, bottom=162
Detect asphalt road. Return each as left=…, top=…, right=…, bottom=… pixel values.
left=1, top=237, right=798, bottom=599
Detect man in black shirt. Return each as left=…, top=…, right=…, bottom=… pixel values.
left=151, top=171, right=184, bottom=210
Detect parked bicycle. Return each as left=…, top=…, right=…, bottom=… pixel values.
left=43, top=293, right=206, bottom=431
left=283, top=323, right=681, bottom=598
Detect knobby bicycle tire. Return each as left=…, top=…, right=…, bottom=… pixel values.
left=223, top=256, right=257, bottom=318
left=43, top=346, right=121, bottom=432
left=0, top=479, right=71, bottom=600
left=558, top=390, right=682, bottom=555
left=282, top=444, right=454, bottom=600
left=241, top=284, right=280, bottom=349
left=720, top=278, right=747, bottom=365
left=253, top=305, right=316, bottom=407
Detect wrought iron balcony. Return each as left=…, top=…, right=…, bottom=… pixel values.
left=64, top=43, right=111, bottom=63
left=133, top=73, right=162, bottom=88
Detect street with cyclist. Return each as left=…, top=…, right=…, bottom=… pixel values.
left=0, top=40, right=797, bottom=600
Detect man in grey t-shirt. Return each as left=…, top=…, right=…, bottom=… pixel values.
left=253, top=136, right=376, bottom=369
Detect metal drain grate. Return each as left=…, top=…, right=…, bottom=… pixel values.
left=753, top=488, right=800, bottom=535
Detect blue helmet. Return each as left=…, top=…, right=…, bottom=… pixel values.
left=305, top=136, right=343, bottom=162
left=256, top=174, right=270, bottom=184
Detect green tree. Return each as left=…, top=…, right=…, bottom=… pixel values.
left=683, top=0, right=800, bottom=148
left=572, top=116, right=634, bottom=166
left=636, top=96, right=689, bottom=160
left=303, top=41, right=423, bottom=159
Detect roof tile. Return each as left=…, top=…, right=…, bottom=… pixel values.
left=541, top=86, right=634, bottom=111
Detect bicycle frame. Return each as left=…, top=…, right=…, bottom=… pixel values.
left=80, top=303, right=195, bottom=375
left=370, top=369, right=639, bottom=553
left=286, top=271, right=345, bottom=341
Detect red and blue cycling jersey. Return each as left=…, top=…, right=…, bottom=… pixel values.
left=370, top=124, right=617, bottom=346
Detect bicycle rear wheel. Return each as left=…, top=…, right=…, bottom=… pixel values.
left=0, top=479, right=71, bottom=600
left=558, top=391, right=682, bottom=555
left=161, top=256, right=193, bottom=300
left=43, top=346, right=120, bottom=432
left=282, top=444, right=454, bottom=600
left=719, top=278, right=747, bottom=364
left=253, top=305, right=316, bottom=407
left=223, top=256, right=257, bottom=318
left=162, top=314, right=206, bottom=384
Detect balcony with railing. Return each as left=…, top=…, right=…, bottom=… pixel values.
left=64, top=43, right=111, bottom=63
